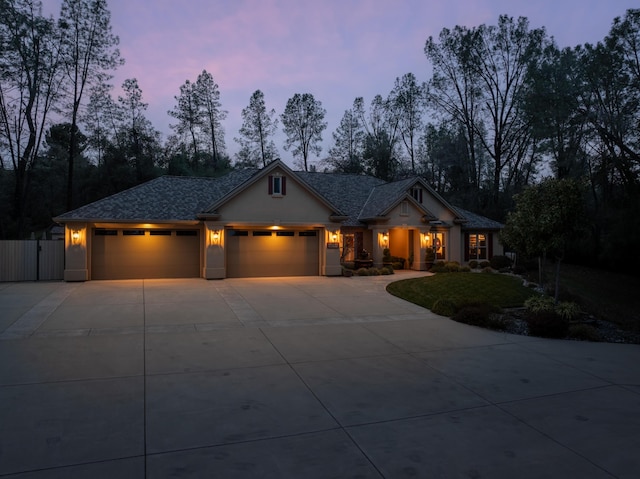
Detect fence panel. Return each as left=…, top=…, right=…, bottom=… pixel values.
left=0, top=240, right=64, bottom=282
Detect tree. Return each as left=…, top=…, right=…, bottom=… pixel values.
left=281, top=93, right=327, bottom=171
left=501, top=178, right=585, bottom=301
left=58, top=0, right=122, bottom=210
left=117, top=78, right=160, bottom=182
left=426, top=16, right=548, bottom=211
left=235, top=89, right=278, bottom=168
left=326, top=100, right=365, bottom=174
left=0, top=0, right=63, bottom=237
left=391, top=73, right=427, bottom=173
left=355, top=95, right=401, bottom=181
left=194, top=70, right=227, bottom=170
left=168, top=79, right=202, bottom=169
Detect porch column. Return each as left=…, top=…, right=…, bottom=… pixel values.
left=323, top=227, right=342, bottom=276
left=416, top=228, right=431, bottom=271
left=204, top=222, right=225, bottom=279
left=372, top=227, right=387, bottom=268
left=64, top=223, right=89, bottom=281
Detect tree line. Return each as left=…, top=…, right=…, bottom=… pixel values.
left=1, top=1, right=638, bottom=270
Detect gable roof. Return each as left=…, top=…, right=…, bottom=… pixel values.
left=53, top=170, right=257, bottom=223
left=54, top=162, right=502, bottom=230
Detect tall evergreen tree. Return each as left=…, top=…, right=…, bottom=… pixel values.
left=281, top=93, right=327, bottom=171
left=235, top=89, right=278, bottom=168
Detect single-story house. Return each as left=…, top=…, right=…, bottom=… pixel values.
left=53, top=159, right=503, bottom=281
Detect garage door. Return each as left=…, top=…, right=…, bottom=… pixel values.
left=91, top=228, right=200, bottom=280
left=226, top=229, right=319, bottom=278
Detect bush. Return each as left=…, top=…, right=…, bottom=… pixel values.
left=460, top=266, right=471, bottom=273
left=490, top=255, right=512, bottom=270
left=392, top=261, right=404, bottom=270
left=430, top=261, right=462, bottom=273
left=556, top=301, right=582, bottom=321
left=356, top=268, right=371, bottom=276
left=524, top=295, right=555, bottom=313
left=568, top=324, right=602, bottom=342
left=526, top=310, right=569, bottom=338
left=469, top=260, right=479, bottom=269
left=431, top=298, right=458, bottom=317
left=342, top=261, right=355, bottom=270
left=452, top=302, right=504, bottom=330
left=481, top=266, right=494, bottom=273
left=479, top=260, right=491, bottom=269
left=380, top=267, right=393, bottom=275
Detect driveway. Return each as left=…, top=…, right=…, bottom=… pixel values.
left=0, top=273, right=639, bottom=478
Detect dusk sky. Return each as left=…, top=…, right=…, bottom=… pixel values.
left=49, top=0, right=636, bottom=166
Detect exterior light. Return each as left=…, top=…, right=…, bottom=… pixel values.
left=71, top=229, right=82, bottom=245
left=210, top=229, right=221, bottom=245
left=331, top=232, right=338, bottom=242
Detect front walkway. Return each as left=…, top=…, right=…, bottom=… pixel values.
left=1, top=273, right=638, bottom=477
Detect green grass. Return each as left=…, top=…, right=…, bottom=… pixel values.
left=386, top=272, right=537, bottom=312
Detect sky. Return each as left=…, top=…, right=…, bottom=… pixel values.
left=46, top=0, right=636, bottom=167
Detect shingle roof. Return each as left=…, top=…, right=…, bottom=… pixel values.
left=54, top=164, right=503, bottom=230
left=456, top=207, right=504, bottom=230
left=358, top=178, right=416, bottom=220
left=54, top=170, right=257, bottom=222
left=296, top=172, right=386, bottom=226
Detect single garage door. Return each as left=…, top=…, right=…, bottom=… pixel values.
left=226, top=229, right=319, bottom=278
left=91, top=228, right=200, bottom=280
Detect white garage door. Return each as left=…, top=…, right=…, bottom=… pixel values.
left=91, top=228, right=200, bottom=280
left=226, top=229, right=319, bottom=278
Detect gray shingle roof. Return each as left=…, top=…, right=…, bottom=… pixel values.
left=54, top=164, right=503, bottom=231
left=296, top=172, right=386, bottom=226
left=456, top=207, right=504, bottom=230
left=54, top=170, right=258, bottom=222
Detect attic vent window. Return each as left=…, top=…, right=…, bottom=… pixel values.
left=411, top=187, right=423, bottom=203
left=268, top=175, right=287, bottom=196
left=400, top=201, right=409, bottom=216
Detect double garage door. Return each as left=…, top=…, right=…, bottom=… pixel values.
left=226, top=229, right=319, bottom=278
left=91, top=228, right=200, bottom=280
left=91, top=227, right=320, bottom=279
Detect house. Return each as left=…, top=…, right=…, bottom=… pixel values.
left=53, top=159, right=504, bottom=281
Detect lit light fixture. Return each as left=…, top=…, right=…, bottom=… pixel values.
left=71, top=229, right=81, bottom=245
left=331, top=231, right=338, bottom=242
left=210, top=229, right=221, bottom=245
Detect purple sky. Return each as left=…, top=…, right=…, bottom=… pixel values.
left=48, top=0, right=635, bottom=166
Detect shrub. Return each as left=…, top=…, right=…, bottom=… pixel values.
left=452, top=302, right=504, bottom=330
left=481, top=266, right=494, bottom=273
left=568, top=324, right=602, bottom=342
left=479, top=260, right=491, bottom=269
left=392, top=261, right=404, bottom=270
left=490, top=255, right=512, bottom=270
left=356, top=268, right=371, bottom=276
left=460, top=266, right=471, bottom=273
left=380, top=267, right=393, bottom=275
left=469, top=260, right=479, bottom=269
left=524, top=295, right=555, bottom=313
left=371, top=268, right=381, bottom=275
left=431, top=298, right=458, bottom=317
left=444, top=261, right=461, bottom=272
left=526, top=310, right=569, bottom=338
left=556, top=301, right=582, bottom=321
left=342, top=261, right=355, bottom=270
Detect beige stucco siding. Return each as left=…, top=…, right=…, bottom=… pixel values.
left=217, top=168, right=334, bottom=225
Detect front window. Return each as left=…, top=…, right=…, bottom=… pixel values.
left=468, top=233, right=487, bottom=260
left=342, top=233, right=355, bottom=261
left=430, top=232, right=446, bottom=260
left=268, top=175, right=286, bottom=196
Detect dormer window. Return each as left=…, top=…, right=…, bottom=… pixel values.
left=268, top=175, right=286, bottom=196
left=411, top=187, right=423, bottom=203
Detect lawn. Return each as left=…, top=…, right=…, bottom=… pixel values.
left=386, top=272, right=536, bottom=311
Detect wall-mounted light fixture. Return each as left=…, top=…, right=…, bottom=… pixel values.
left=209, top=229, right=221, bottom=245
left=331, top=231, right=338, bottom=242
left=421, top=232, right=430, bottom=248
left=381, top=231, right=389, bottom=247
left=71, top=228, right=82, bottom=245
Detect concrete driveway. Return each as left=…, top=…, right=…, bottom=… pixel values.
left=1, top=273, right=639, bottom=478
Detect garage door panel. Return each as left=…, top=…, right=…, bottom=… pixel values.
left=226, top=230, right=318, bottom=278
left=91, top=230, right=200, bottom=280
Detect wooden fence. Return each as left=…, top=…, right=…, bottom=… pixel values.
left=0, top=240, right=65, bottom=282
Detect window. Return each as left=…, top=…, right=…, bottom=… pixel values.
left=253, top=231, right=272, bottom=236
left=123, top=229, right=145, bottom=236
left=400, top=201, right=409, bottom=216
left=276, top=231, right=294, bottom=236
left=95, top=229, right=117, bottom=236
left=430, top=232, right=446, bottom=260
left=176, top=230, right=198, bottom=236
left=298, top=231, right=317, bottom=237
left=229, top=230, right=248, bottom=237
left=268, top=175, right=286, bottom=196
left=468, top=233, right=487, bottom=260
left=150, top=230, right=171, bottom=236
left=411, top=187, right=423, bottom=203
